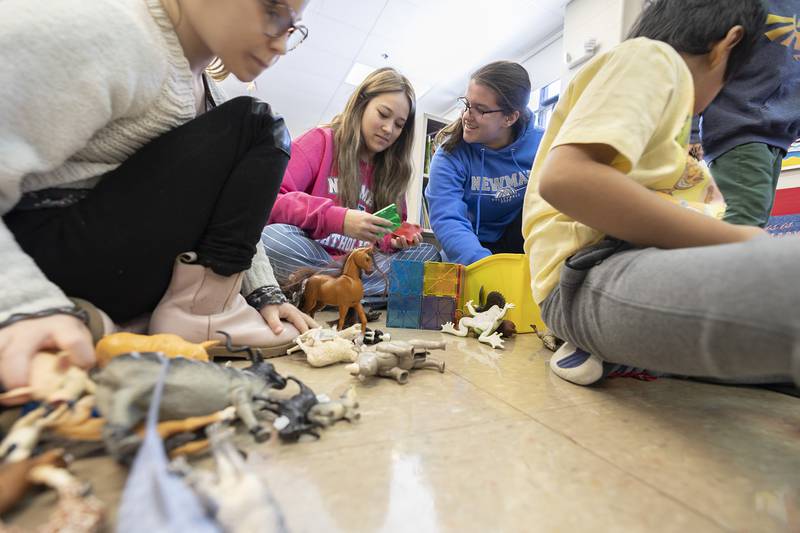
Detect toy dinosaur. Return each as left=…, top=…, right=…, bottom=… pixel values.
left=347, top=340, right=446, bottom=384
left=94, top=351, right=288, bottom=461
left=441, top=300, right=516, bottom=349
left=95, top=332, right=217, bottom=367
left=287, top=325, right=361, bottom=367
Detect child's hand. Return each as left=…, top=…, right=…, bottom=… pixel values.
left=343, top=210, right=394, bottom=242
left=260, top=302, right=319, bottom=335
left=0, top=315, right=94, bottom=392
left=390, top=233, right=423, bottom=250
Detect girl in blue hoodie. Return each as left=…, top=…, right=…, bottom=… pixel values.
left=426, top=61, right=544, bottom=265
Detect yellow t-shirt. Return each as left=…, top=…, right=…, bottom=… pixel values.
left=522, top=37, right=725, bottom=304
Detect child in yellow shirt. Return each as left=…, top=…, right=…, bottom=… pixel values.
left=523, top=0, right=800, bottom=387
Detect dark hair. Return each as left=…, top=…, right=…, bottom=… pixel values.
left=437, top=61, right=532, bottom=153
left=628, top=0, right=767, bottom=80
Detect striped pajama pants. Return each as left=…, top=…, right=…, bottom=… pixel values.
left=261, top=224, right=441, bottom=300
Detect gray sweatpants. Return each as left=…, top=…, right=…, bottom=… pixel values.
left=541, top=236, right=800, bottom=385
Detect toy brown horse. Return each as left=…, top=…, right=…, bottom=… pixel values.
left=300, top=247, right=375, bottom=332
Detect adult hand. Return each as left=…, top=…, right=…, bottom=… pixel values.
left=343, top=210, right=394, bottom=242
left=0, top=315, right=94, bottom=392
left=260, top=302, right=319, bottom=335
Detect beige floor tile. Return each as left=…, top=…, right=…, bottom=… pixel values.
left=261, top=345, right=528, bottom=456
left=5, top=311, right=796, bottom=532
left=253, top=418, right=723, bottom=533
left=385, top=323, right=655, bottom=416
left=533, top=379, right=800, bottom=532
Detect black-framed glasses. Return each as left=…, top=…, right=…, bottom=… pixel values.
left=261, top=0, right=309, bottom=52
left=458, top=96, right=504, bottom=118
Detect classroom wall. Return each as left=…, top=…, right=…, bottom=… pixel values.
left=562, top=0, right=645, bottom=81
left=521, top=36, right=564, bottom=96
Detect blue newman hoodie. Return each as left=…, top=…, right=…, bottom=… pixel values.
left=425, top=110, right=544, bottom=265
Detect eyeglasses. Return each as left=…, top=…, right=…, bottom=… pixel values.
left=261, top=0, right=309, bottom=52
left=457, top=97, right=504, bottom=119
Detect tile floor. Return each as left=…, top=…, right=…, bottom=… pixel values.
left=6, top=311, right=800, bottom=532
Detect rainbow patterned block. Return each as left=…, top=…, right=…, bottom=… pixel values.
left=422, top=262, right=463, bottom=299
left=420, top=296, right=457, bottom=330
left=386, top=295, right=422, bottom=329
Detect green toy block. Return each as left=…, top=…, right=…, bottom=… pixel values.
left=373, top=203, right=402, bottom=235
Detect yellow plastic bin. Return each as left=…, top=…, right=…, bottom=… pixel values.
left=460, top=253, right=545, bottom=334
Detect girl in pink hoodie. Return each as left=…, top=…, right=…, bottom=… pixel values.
left=263, top=67, right=440, bottom=300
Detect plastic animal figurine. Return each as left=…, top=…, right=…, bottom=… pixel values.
left=362, top=328, right=391, bottom=346
left=114, top=358, right=219, bottom=533
left=532, top=324, right=564, bottom=352
left=0, top=448, right=67, bottom=514
left=347, top=340, right=446, bottom=384
left=150, top=407, right=237, bottom=459
left=95, top=332, right=217, bottom=367
left=94, top=352, right=288, bottom=461
left=0, top=404, right=68, bottom=462
left=298, top=247, right=376, bottom=332
left=50, top=395, right=105, bottom=441
left=441, top=300, right=516, bottom=349
left=325, top=306, right=382, bottom=329
left=0, top=352, right=95, bottom=406
left=307, top=387, right=360, bottom=427
left=38, top=490, right=105, bottom=533
left=260, top=377, right=322, bottom=441
left=497, top=320, right=517, bottom=338
left=287, top=325, right=361, bottom=367
left=174, top=424, right=287, bottom=533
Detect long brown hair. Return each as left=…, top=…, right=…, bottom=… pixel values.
left=436, top=61, right=531, bottom=153
left=205, top=57, right=230, bottom=82
left=328, top=67, right=416, bottom=211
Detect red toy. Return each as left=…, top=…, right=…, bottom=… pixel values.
left=392, top=222, right=423, bottom=244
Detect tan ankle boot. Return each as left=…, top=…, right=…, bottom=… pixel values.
left=70, top=297, right=116, bottom=342
left=148, top=253, right=298, bottom=358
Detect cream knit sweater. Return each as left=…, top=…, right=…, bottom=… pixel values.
left=0, top=0, right=279, bottom=322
